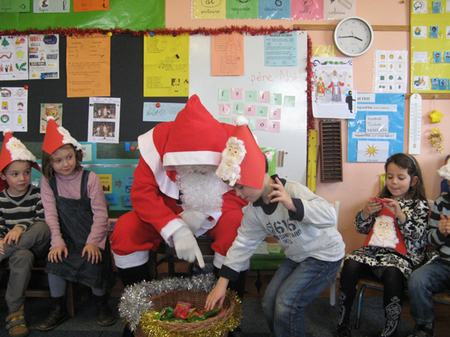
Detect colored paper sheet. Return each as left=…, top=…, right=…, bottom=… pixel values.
left=226, top=0, right=258, bottom=19
left=347, top=93, right=405, bottom=163
left=259, top=0, right=290, bottom=19
left=211, top=33, right=244, bottom=76
left=143, top=34, right=189, bottom=97
left=291, top=0, right=323, bottom=20
left=66, top=34, right=111, bottom=97
left=0, top=36, right=28, bottom=81
left=0, top=0, right=30, bottom=12
left=74, top=0, right=109, bottom=12
left=264, top=33, right=297, bottom=67
left=142, top=102, right=185, bottom=122
left=33, top=0, right=70, bottom=13
left=323, top=0, right=356, bottom=20
left=0, top=0, right=164, bottom=31
left=192, top=0, right=226, bottom=19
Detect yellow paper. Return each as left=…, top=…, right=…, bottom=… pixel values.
left=66, top=34, right=111, bottom=97
left=143, top=34, right=189, bottom=97
left=98, top=174, right=112, bottom=193
left=211, top=32, right=244, bottom=76
left=192, top=0, right=226, bottom=19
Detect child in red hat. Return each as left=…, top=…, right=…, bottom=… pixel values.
left=337, top=153, right=429, bottom=337
left=0, top=129, right=50, bottom=337
left=206, top=116, right=345, bottom=337
left=37, top=117, right=116, bottom=331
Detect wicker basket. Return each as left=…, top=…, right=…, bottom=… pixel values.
left=134, top=290, right=238, bottom=337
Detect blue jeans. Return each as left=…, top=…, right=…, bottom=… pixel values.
left=408, top=260, right=450, bottom=325
left=262, top=257, right=342, bottom=337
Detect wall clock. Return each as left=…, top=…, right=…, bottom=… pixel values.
left=333, top=16, right=374, bottom=57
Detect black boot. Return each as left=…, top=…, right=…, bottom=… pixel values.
left=37, top=296, right=69, bottom=331
left=93, top=294, right=116, bottom=326
left=117, top=264, right=152, bottom=288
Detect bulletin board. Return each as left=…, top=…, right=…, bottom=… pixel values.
left=189, top=31, right=309, bottom=184
left=410, top=0, right=450, bottom=93
left=1, top=27, right=312, bottom=212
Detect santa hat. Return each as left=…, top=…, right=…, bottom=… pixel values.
left=0, top=129, right=40, bottom=174
left=216, top=116, right=266, bottom=190
left=437, top=160, right=450, bottom=181
left=162, top=94, right=229, bottom=170
left=42, top=116, right=83, bottom=155
left=363, top=206, right=407, bottom=255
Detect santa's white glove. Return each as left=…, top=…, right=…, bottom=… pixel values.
left=172, top=226, right=205, bottom=269
left=180, top=210, right=209, bottom=234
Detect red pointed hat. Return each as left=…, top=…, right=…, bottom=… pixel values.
left=363, top=206, right=407, bottom=255
left=216, top=116, right=266, bottom=190
left=42, top=116, right=83, bottom=155
left=0, top=129, right=40, bottom=173
left=162, top=94, right=229, bottom=170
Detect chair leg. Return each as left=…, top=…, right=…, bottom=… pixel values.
left=330, top=278, right=336, bottom=306
left=355, top=284, right=368, bottom=329
left=66, top=281, right=75, bottom=317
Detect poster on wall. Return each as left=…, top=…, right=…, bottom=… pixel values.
left=0, top=86, right=28, bottom=132
left=29, top=34, right=59, bottom=80
left=311, top=57, right=355, bottom=119
left=189, top=31, right=308, bottom=184
left=347, top=93, right=405, bottom=163
left=0, top=35, right=28, bottom=81
left=87, top=97, right=121, bottom=144
left=143, top=34, right=190, bottom=97
left=374, top=50, right=408, bottom=93
left=410, top=1, right=450, bottom=93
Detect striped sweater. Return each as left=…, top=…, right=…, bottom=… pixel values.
left=428, top=193, right=450, bottom=264
left=0, top=185, right=45, bottom=236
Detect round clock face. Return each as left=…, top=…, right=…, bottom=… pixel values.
left=334, top=17, right=374, bottom=57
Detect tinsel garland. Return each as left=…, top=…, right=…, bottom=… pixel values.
left=0, top=25, right=314, bottom=132
left=118, top=273, right=242, bottom=337
left=138, top=289, right=241, bottom=337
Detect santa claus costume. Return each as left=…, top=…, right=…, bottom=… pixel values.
left=110, top=95, right=248, bottom=300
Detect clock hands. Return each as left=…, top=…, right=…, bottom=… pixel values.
left=338, top=31, right=363, bottom=41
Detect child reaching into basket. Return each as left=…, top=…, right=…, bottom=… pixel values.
left=36, top=117, right=116, bottom=331
left=205, top=116, right=345, bottom=337
left=337, top=153, right=429, bottom=337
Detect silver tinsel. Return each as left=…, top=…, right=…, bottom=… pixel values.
left=118, top=273, right=217, bottom=331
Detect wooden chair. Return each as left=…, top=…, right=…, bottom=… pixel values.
left=0, top=258, right=76, bottom=317
left=355, top=277, right=450, bottom=329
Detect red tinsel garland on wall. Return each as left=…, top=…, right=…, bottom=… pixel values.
left=0, top=25, right=314, bottom=131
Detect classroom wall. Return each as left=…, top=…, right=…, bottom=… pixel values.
left=166, top=0, right=450, bottom=253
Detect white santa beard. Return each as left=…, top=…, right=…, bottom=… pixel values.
left=176, top=165, right=228, bottom=213
left=369, top=228, right=399, bottom=248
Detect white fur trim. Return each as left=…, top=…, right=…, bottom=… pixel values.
left=160, top=217, right=187, bottom=246
left=3, top=128, right=12, bottom=136
left=138, top=129, right=180, bottom=200
left=235, top=116, right=249, bottom=126
left=162, top=151, right=222, bottom=170
left=112, top=251, right=149, bottom=268
left=437, top=162, right=450, bottom=181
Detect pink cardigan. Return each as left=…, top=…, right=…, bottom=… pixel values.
left=41, top=169, right=109, bottom=250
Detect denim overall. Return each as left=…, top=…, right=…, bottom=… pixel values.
left=45, top=170, right=115, bottom=290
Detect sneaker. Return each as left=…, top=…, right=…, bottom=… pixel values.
left=407, top=324, right=435, bottom=337
left=5, top=306, right=29, bottom=337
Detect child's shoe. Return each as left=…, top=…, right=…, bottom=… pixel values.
left=93, top=294, right=116, bottom=326
left=407, top=323, right=435, bottom=337
left=36, top=296, right=69, bottom=331
left=5, top=305, right=29, bottom=337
